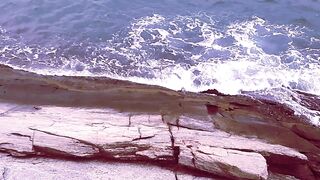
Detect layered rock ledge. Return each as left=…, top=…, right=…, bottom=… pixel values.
left=0, top=64, right=319, bottom=179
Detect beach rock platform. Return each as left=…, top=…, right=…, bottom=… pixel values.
left=0, top=64, right=319, bottom=180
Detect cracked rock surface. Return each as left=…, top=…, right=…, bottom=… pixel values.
left=0, top=64, right=319, bottom=179
left=0, top=153, right=212, bottom=180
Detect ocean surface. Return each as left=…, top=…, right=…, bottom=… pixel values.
left=0, top=0, right=319, bottom=125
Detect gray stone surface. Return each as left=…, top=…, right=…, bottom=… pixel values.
left=0, top=154, right=175, bottom=180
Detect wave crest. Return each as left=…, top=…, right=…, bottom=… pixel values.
left=1, top=14, right=319, bottom=96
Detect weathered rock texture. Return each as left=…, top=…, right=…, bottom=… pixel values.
left=0, top=152, right=213, bottom=180
left=0, top=64, right=319, bottom=179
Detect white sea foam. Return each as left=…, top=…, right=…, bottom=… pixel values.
left=1, top=14, right=319, bottom=95
left=1, top=14, right=320, bottom=125
left=107, top=15, right=320, bottom=95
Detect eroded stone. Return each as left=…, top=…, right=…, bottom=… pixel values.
left=179, top=146, right=268, bottom=180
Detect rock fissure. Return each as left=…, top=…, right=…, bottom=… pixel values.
left=128, top=116, right=132, bottom=127
left=174, top=172, right=178, bottom=180
left=29, top=128, right=94, bottom=146
left=0, top=106, right=20, bottom=116
left=1, top=167, right=8, bottom=180
left=169, top=123, right=211, bottom=132
left=189, top=148, right=197, bottom=168
left=138, top=127, right=142, bottom=139
left=9, top=133, right=32, bottom=140
left=168, top=124, right=180, bottom=164
left=131, top=128, right=156, bottom=141
left=29, top=128, right=104, bottom=156
left=132, top=135, right=155, bottom=141
left=0, top=143, right=11, bottom=146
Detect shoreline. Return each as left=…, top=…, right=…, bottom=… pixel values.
left=0, top=64, right=319, bottom=179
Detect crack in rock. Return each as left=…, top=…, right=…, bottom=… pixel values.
left=132, top=127, right=155, bottom=141
left=138, top=127, right=142, bottom=139
left=168, top=126, right=175, bottom=148
left=186, top=145, right=197, bottom=168
left=169, top=123, right=210, bottom=132
left=128, top=115, right=132, bottom=127
left=29, top=128, right=103, bottom=157
left=168, top=125, right=180, bottom=164
left=9, top=133, right=32, bottom=143
left=174, top=172, right=178, bottom=180
left=30, top=127, right=172, bottom=160
left=132, top=135, right=155, bottom=141
left=0, top=143, right=11, bottom=146
left=1, top=167, right=8, bottom=180
left=0, top=106, right=20, bottom=116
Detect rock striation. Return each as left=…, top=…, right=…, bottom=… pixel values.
left=0, top=64, right=319, bottom=179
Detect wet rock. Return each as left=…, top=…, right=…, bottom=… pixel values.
left=170, top=116, right=215, bottom=132
left=267, top=172, right=299, bottom=180
left=209, top=109, right=320, bottom=155
left=290, top=123, right=320, bottom=141
left=269, top=163, right=317, bottom=180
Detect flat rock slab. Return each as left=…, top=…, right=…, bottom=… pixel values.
left=172, top=127, right=308, bottom=164
left=179, top=146, right=268, bottom=180
left=0, top=153, right=214, bottom=180
left=0, top=102, right=318, bottom=179
left=33, top=131, right=100, bottom=158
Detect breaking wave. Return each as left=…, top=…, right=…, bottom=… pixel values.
left=1, top=14, right=319, bottom=96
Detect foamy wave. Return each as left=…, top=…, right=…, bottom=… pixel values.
left=1, top=14, right=320, bottom=126
left=1, top=14, right=319, bottom=96
left=106, top=15, right=320, bottom=95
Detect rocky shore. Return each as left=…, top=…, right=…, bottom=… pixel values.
left=0, top=64, right=319, bottom=179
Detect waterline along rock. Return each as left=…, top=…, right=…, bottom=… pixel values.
left=0, top=64, right=319, bottom=179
